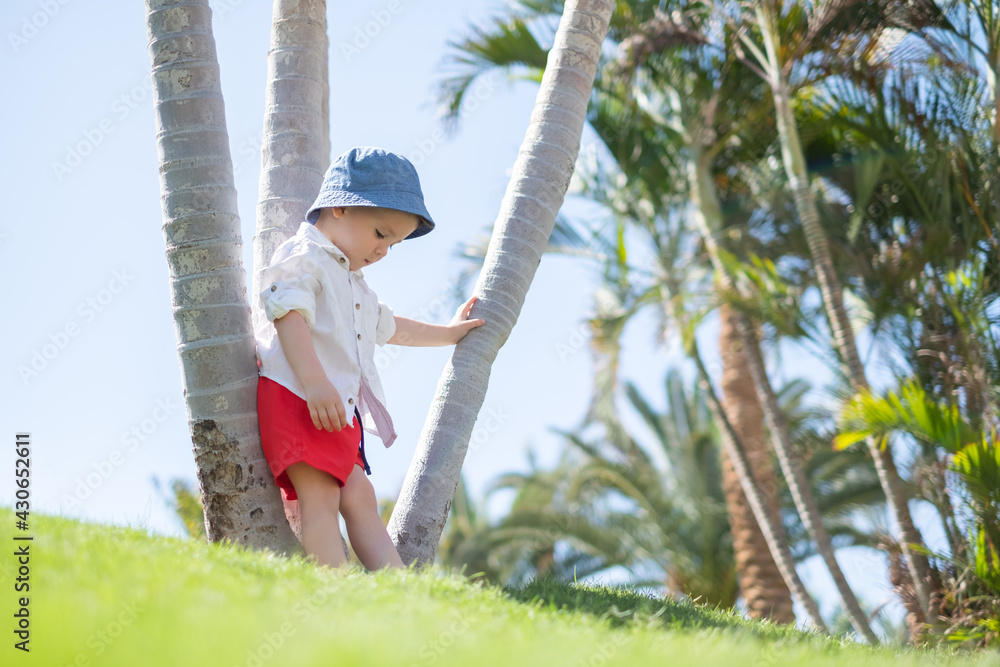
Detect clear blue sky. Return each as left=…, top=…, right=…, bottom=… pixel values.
left=1, top=0, right=940, bottom=633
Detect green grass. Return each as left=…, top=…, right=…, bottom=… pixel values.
left=1, top=513, right=996, bottom=666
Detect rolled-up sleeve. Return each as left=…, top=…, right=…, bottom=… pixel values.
left=260, top=247, right=322, bottom=328
left=375, top=301, right=396, bottom=346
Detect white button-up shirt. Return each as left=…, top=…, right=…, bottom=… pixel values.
left=253, top=221, right=398, bottom=447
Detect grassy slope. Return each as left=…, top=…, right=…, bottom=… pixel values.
left=1, top=513, right=996, bottom=667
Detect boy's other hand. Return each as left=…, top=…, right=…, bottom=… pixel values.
left=302, top=377, right=347, bottom=431
left=448, top=296, right=486, bottom=343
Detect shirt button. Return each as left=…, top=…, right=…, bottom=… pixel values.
left=339, top=257, right=346, bottom=264
left=270, top=284, right=277, bottom=292
left=348, top=398, right=354, bottom=405
left=355, top=303, right=361, bottom=310
left=357, top=333, right=362, bottom=340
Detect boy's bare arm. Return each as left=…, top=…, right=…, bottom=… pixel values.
left=273, top=311, right=347, bottom=431
left=388, top=296, right=485, bottom=346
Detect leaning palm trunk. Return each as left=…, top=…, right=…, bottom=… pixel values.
left=719, top=305, right=795, bottom=624
left=251, top=0, right=331, bottom=541
left=387, top=0, right=615, bottom=565
left=688, top=151, right=877, bottom=642
left=770, top=72, right=935, bottom=622
left=146, top=0, right=298, bottom=552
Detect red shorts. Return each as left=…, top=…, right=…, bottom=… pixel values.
left=257, top=375, right=367, bottom=500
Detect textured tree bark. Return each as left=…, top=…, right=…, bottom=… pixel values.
left=250, top=0, right=331, bottom=544
left=719, top=305, right=795, bottom=624
left=146, top=0, right=298, bottom=552
left=387, top=0, right=616, bottom=566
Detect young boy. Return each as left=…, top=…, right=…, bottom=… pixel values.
left=254, top=147, right=484, bottom=569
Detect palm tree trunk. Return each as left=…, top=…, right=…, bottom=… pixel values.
left=771, top=72, right=935, bottom=622
left=688, top=152, right=878, bottom=642
left=661, top=260, right=825, bottom=630
left=689, top=340, right=828, bottom=633
left=146, top=0, right=298, bottom=552
left=719, top=305, right=795, bottom=624
left=387, top=0, right=615, bottom=566
left=251, top=0, right=331, bottom=543
left=739, top=311, right=880, bottom=643
left=253, top=0, right=330, bottom=296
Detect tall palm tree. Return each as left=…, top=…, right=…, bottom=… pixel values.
left=644, top=16, right=880, bottom=639
left=387, top=0, right=616, bottom=566
left=615, top=18, right=840, bottom=626
left=145, top=0, right=298, bottom=552
left=606, top=12, right=855, bottom=630
left=633, top=6, right=886, bottom=637
left=251, top=0, right=331, bottom=541
left=724, top=0, right=939, bottom=621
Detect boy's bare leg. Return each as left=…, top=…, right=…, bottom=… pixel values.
left=340, top=465, right=405, bottom=570
left=285, top=462, right=349, bottom=568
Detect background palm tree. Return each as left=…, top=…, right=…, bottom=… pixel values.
left=718, top=304, right=795, bottom=623
left=721, top=0, right=943, bottom=619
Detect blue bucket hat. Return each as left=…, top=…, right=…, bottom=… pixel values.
left=306, top=147, right=435, bottom=240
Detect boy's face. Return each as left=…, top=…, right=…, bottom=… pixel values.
left=315, top=206, right=420, bottom=271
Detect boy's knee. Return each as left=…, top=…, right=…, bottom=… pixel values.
left=340, top=469, right=377, bottom=516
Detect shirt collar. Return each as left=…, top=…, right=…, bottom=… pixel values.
left=299, top=221, right=364, bottom=276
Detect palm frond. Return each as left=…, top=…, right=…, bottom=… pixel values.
left=436, top=13, right=549, bottom=123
